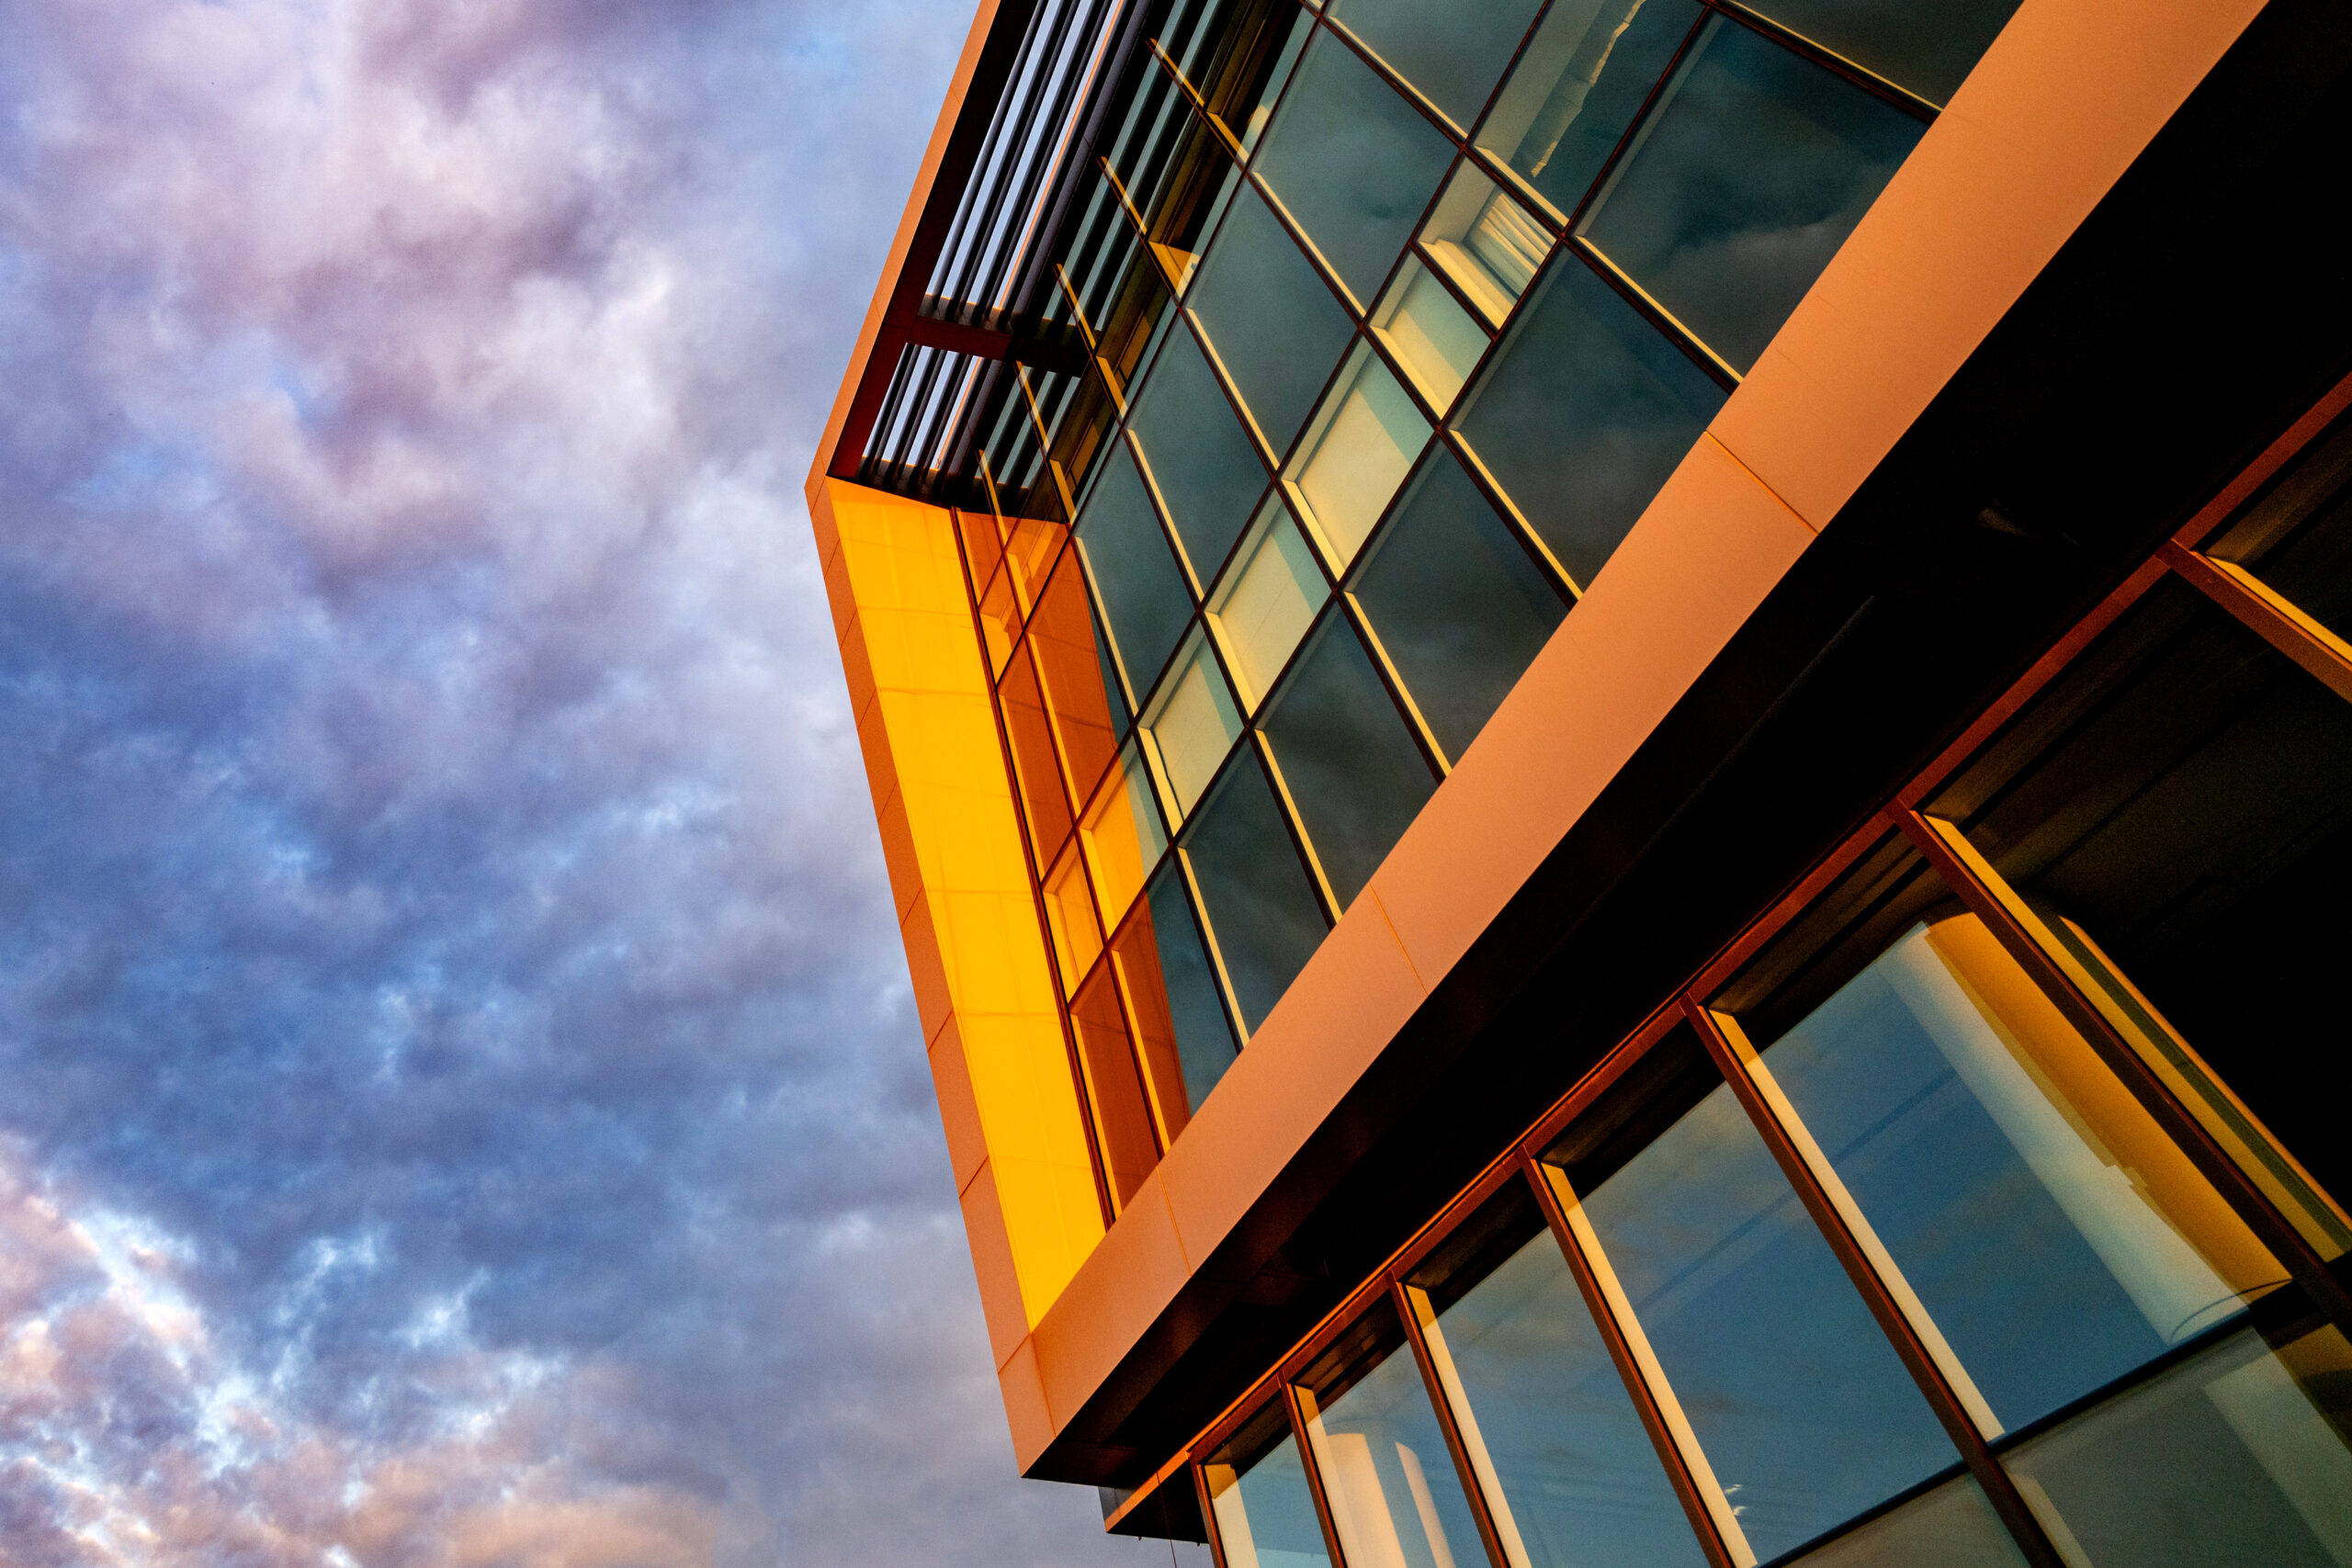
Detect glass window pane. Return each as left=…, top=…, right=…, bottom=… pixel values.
left=1141, top=628, right=1245, bottom=823
left=978, top=565, right=1020, bottom=677
left=1786, top=1474, right=2025, bottom=1568
left=1722, top=850, right=2289, bottom=1430
left=1111, top=902, right=1201, bottom=1143
left=1351, top=448, right=1565, bottom=764
left=1556, top=1032, right=1957, bottom=1563
left=1298, top=1314, right=1486, bottom=1568
left=1420, top=163, right=1549, bottom=327
left=957, top=505, right=1005, bottom=592
left=1077, top=443, right=1195, bottom=703
left=1259, top=613, right=1436, bottom=908
left=1210, top=495, right=1330, bottom=710
left=1927, top=580, right=2352, bottom=1258
left=2204, top=413, right=2352, bottom=648
left=1042, top=841, right=1104, bottom=997
left=1293, top=342, right=1430, bottom=570
left=999, top=642, right=1075, bottom=865
left=1145, top=863, right=1242, bottom=1111
left=1326, top=0, right=1544, bottom=129
left=1255, top=31, right=1457, bottom=306
left=1080, top=739, right=1168, bottom=933
left=1408, top=1189, right=1706, bottom=1568
left=1190, top=0, right=1315, bottom=156
left=1373, top=257, right=1488, bottom=413
left=1073, top=963, right=1162, bottom=1210
left=1744, top=0, right=2024, bottom=107
left=1192, top=185, right=1358, bottom=458
left=1032, top=550, right=1124, bottom=805
left=1475, top=0, right=1702, bottom=221
left=1208, top=1409, right=1335, bottom=1568
left=1131, top=324, right=1270, bottom=585
left=2002, top=1317, right=2352, bottom=1568
left=1184, top=752, right=1330, bottom=1033
left=1453, top=256, right=1724, bottom=589
left=1147, top=116, right=1245, bottom=296
left=1578, top=16, right=1925, bottom=374
left=1003, top=502, right=1069, bottom=615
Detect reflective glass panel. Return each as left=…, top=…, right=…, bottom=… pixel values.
left=1259, top=612, right=1436, bottom=908
left=1298, top=1314, right=1486, bottom=1568
left=1927, top=581, right=2352, bottom=1257
left=1293, top=343, right=1430, bottom=570
left=1208, top=1409, right=1335, bottom=1568
left=1076, top=444, right=1194, bottom=703
left=1184, top=752, right=1330, bottom=1033
left=1192, top=0, right=1315, bottom=156
left=1453, top=256, right=1724, bottom=588
left=2204, top=413, right=2352, bottom=648
left=1408, top=1189, right=1704, bottom=1568
left=999, top=643, right=1074, bottom=865
left=1110, top=902, right=1201, bottom=1143
left=2003, top=1316, right=2352, bottom=1568
left=1145, top=863, right=1242, bottom=1109
left=1073, top=963, right=1161, bottom=1209
left=1255, top=31, right=1457, bottom=306
left=978, top=565, right=1020, bottom=676
left=1141, top=628, right=1245, bottom=823
left=1420, top=164, right=1548, bottom=327
left=1326, top=0, right=1544, bottom=130
left=957, top=506, right=1005, bottom=592
left=1350, top=448, right=1565, bottom=764
left=1372, top=257, right=1488, bottom=413
left=1578, top=16, right=1925, bottom=373
left=1042, top=841, right=1104, bottom=997
left=1130, top=324, right=1270, bottom=586
left=1209, top=496, right=1330, bottom=710
left=1080, top=739, right=1168, bottom=932
left=1786, top=1473, right=2025, bottom=1568
left=1191, top=186, right=1358, bottom=457
left=1476, top=0, right=1702, bottom=221
left=1032, top=551, right=1124, bottom=805
left=1724, top=863, right=2289, bottom=1430
left=1556, top=1033, right=1956, bottom=1563
left=1745, top=0, right=2024, bottom=107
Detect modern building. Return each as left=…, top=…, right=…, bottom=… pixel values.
left=804, top=0, right=2352, bottom=1562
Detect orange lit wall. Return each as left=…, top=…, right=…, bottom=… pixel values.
left=810, top=477, right=1105, bottom=1373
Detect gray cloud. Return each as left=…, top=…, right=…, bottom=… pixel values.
left=0, top=1, right=1208, bottom=1562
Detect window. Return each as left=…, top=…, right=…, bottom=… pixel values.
left=1324, top=0, right=1544, bottom=131
left=1475, top=0, right=1702, bottom=221
left=1076, top=444, right=1195, bottom=705
left=1129, top=322, right=1271, bottom=587
left=1190, top=184, right=1359, bottom=457
left=1183, top=751, right=1331, bottom=1033
left=1577, top=15, right=1924, bottom=374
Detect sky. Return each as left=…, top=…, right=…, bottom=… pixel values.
left=0, top=2, right=1206, bottom=1563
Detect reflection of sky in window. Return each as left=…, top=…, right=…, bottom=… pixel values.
left=1255, top=32, right=1456, bottom=307
left=1189, top=186, right=1358, bottom=457
left=1076, top=445, right=1194, bottom=698
left=1759, top=922, right=2278, bottom=1430
left=1216, top=1433, right=1335, bottom=1568
left=1329, top=0, right=1546, bottom=130
left=1578, top=1077, right=1954, bottom=1562
left=1579, top=17, right=1923, bottom=373
left=1430, top=1233, right=1706, bottom=1568
left=1306, top=1337, right=1485, bottom=1568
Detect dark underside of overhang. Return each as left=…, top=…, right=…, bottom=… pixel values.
left=1052, top=0, right=2352, bottom=1534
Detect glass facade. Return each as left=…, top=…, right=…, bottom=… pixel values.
left=945, top=0, right=1996, bottom=1216
left=1176, top=430, right=2352, bottom=1568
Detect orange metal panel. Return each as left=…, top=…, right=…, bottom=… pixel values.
left=820, top=476, right=1108, bottom=1350
left=1000, top=1336, right=1058, bottom=1472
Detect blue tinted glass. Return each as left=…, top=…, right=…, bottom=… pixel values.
left=1210, top=1430, right=1334, bottom=1568
left=1476, top=0, right=1702, bottom=220
left=1423, top=1231, right=1707, bottom=1568
left=1258, top=612, right=1436, bottom=908
left=1327, top=0, right=1544, bottom=130
left=1350, top=448, right=1564, bottom=762
left=1305, top=1336, right=1487, bottom=1568
left=1130, top=323, right=1268, bottom=584
left=1753, top=917, right=2288, bottom=1430
left=1573, top=1055, right=1954, bottom=1562
left=1453, top=257, right=1723, bottom=588
left=1190, top=185, right=1358, bottom=457
left=1746, top=0, right=2023, bottom=106
left=1077, top=444, right=1195, bottom=699
left=1146, top=862, right=1240, bottom=1111
left=1182, top=752, right=1329, bottom=1032
left=1256, top=32, right=1458, bottom=304
left=1579, top=17, right=1925, bottom=373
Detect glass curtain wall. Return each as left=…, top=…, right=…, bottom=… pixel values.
left=1187, top=404, right=2352, bottom=1568
left=955, top=0, right=2016, bottom=1216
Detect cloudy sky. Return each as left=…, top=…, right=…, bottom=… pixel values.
left=0, top=2, right=1198, bottom=1563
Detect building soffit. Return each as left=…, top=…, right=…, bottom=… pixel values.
left=1010, top=0, right=2352, bottom=1500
